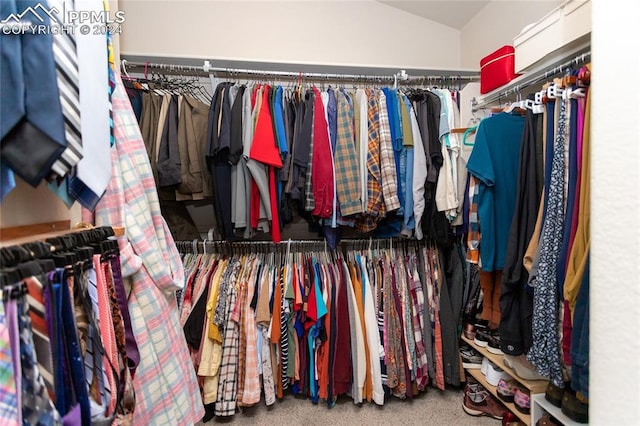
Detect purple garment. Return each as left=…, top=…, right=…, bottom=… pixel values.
left=62, top=403, right=81, bottom=426
left=108, top=254, right=140, bottom=377
left=5, top=299, right=22, bottom=425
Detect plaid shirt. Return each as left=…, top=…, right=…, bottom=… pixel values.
left=0, top=303, right=19, bottom=426
left=241, top=257, right=261, bottom=405
left=234, top=258, right=249, bottom=405
left=378, top=91, right=401, bottom=212
left=466, top=175, right=481, bottom=265
left=429, top=248, right=445, bottom=390
left=215, top=262, right=240, bottom=417
left=408, top=258, right=429, bottom=390
left=356, top=90, right=385, bottom=232
left=304, top=91, right=316, bottom=212
left=334, top=91, right=361, bottom=217
left=82, top=80, right=204, bottom=425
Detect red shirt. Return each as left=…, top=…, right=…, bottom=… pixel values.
left=311, top=87, right=334, bottom=219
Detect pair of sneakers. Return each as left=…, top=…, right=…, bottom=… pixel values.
left=481, top=357, right=510, bottom=386
left=462, top=380, right=507, bottom=420
left=497, top=379, right=530, bottom=413
left=474, top=327, right=503, bottom=355
left=460, top=344, right=483, bottom=369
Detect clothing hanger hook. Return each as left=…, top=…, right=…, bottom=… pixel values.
left=121, top=59, right=130, bottom=78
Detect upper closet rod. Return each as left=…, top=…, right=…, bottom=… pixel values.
left=120, top=59, right=479, bottom=85
left=472, top=50, right=590, bottom=111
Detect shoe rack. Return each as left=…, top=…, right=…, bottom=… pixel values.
left=461, top=335, right=548, bottom=426
left=531, top=394, right=585, bottom=426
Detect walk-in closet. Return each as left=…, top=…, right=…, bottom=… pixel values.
left=0, top=1, right=638, bottom=425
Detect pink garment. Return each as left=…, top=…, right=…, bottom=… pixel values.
left=566, top=96, right=586, bottom=264
left=82, top=79, right=204, bottom=424
left=242, top=258, right=261, bottom=405
left=93, top=255, right=119, bottom=415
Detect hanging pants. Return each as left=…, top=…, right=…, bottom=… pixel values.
left=479, top=270, right=502, bottom=329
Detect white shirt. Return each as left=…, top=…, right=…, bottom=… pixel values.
left=343, top=260, right=366, bottom=403
left=409, top=100, right=427, bottom=240
left=434, top=89, right=459, bottom=219
left=356, top=89, right=369, bottom=213
left=361, top=255, right=385, bottom=405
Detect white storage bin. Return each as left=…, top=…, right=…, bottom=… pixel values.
left=514, top=0, right=591, bottom=73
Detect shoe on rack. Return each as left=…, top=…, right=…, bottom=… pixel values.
left=464, top=374, right=482, bottom=394
left=487, top=330, right=504, bottom=355
left=474, top=328, right=493, bottom=347
left=465, top=382, right=482, bottom=394
left=536, top=413, right=562, bottom=426
left=486, top=360, right=511, bottom=387
left=481, top=357, right=490, bottom=376
left=545, top=382, right=565, bottom=407
left=496, top=379, right=518, bottom=403
left=463, top=389, right=506, bottom=420
left=503, top=354, right=547, bottom=381
left=463, top=322, right=477, bottom=340
left=467, top=319, right=489, bottom=340
left=501, top=410, right=520, bottom=426
left=561, top=389, right=589, bottom=423
left=513, top=388, right=531, bottom=414
left=461, top=345, right=483, bottom=369
left=464, top=380, right=483, bottom=395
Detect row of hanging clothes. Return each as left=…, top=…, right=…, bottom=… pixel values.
left=124, top=72, right=471, bottom=248
left=0, top=227, right=138, bottom=426
left=175, top=237, right=469, bottom=419
left=462, top=64, right=591, bottom=402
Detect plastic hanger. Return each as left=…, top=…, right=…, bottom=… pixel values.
left=463, top=126, right=478, bottom=146
left=564, top=87, right=586, bottom=99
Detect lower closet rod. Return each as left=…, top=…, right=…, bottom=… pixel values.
left=177, top=238, right=426, bottom=253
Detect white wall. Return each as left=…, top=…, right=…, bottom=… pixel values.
left=460, top=0, right=561, bottom=69
left=590, top=0, right=640, bottom=422
left=0, top=180, right=81, bottom=228
left=118, top=0, right=462, bottom=69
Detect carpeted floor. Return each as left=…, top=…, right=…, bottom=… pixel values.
left=202, top=388, right=501, bottom=425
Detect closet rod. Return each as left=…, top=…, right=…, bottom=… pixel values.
left=472, top=50, right=590, bottom=111
left=177, top=237, right=424, bottom=253
left=121, top=59, right=479, bottom=84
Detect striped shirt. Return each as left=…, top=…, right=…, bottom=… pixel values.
left=466, top=175, right=481, bottom=265
left=378, top=91, right=401, bottom=212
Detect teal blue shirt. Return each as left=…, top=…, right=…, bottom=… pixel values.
left=466, top=112, right=525, bottom=271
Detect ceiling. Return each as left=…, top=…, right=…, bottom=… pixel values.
left=377, top=0, right=491, bottom=30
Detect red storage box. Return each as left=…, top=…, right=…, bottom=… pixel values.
left=480, top=45, right=520, bottom=94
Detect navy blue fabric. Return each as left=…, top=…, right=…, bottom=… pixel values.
left=0, top=0, right=25, bottom=139
left=327, top=89, right=337, bottom=152
left=126, top=88, right=143, bottom=123
left=570, top=255, right=589, bottom=398
left=60, top=269, right=91, bottom=425
left=1, top=0, right=67, bottom=186
left=67, top=174, right=102, bottom=210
